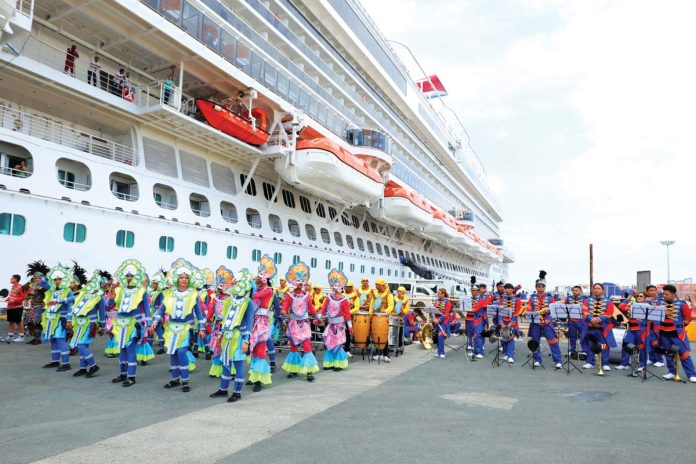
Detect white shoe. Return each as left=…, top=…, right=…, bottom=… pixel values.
left=499, top=346, right=503, bottom=352
left=5, top=334, right=13, bottom=343
left=382, top=356, right=391, bottom=363
left=662, top=373, right=675, bottom=380
left=654, top=362, right=665, bottom=367
left=647, top=360, right=654, bottom=365
left=14, top=335, right=24, bottom=343
left=413, top=340, right=421, bottom=344
left=603, top=365, right=611, bottom=371
left=438, top=354, right=446, bottom=359
left=372, top=355, right=380, bottom=361
left=508, top=358, right=515, bottom=363
left=637, top=366, right=644, bottom=372
left=476, top=354, right=483, bottom=359
left=466, top=346, right=473, bottom=351
left=615, top=365, right=629, bottom=370
left=433, top=353, right=440, bottom=358
left=582, top=363, right=593, bottom=369
left=689, top=377, right=696, bottom=383
left=501, top=356, right=508, bottom=362
left=534, top=361, right=541, bottom=367
left=555, top=363, right=562, bottom=369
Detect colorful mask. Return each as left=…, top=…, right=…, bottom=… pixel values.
left=168, top=258, right=196, bottom=289
left=116, top=259, right=147, bottom=288
left=256, top=254, right=277, bottom=284
left=215, top=266, right=234, bottom=291
left=286, top=262, right=310, bottom=287
left=230, top=268, right=252, bottom=297
left=328, top=268, right=347, bottom=293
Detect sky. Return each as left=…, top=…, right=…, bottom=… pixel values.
left=362, top=0, right=696, bottom=288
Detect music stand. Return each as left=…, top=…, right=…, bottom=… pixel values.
left=551, top=303, right=583, bottom=375
left=490, top=306, right=512, bottom=368
left=631, top=303, right=665, bottom=382
left=521, top=312, right=545, bottom=369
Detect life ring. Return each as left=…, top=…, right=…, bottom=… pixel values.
left=122, top=86, right=136, bottom=102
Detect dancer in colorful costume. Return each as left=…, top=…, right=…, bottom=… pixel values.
left=208, top=266, right=234, bottom=378
left=249, top=255, right=280, bottom=391
left=136, top=273, right=156, bottom=365
left=191, top=268, right=211, bottom=359
left=103, top=279, right=119, bottom=357
left=318, top=269, right=352, bottom=371
left=41, top=264, right=75, bottom=371
left=24, top=261, right=50, bottom=345
left=281, top=262, right=319, bottom=381
left=148, top=270, right=168, bottom=355
left=69, top=268, right=107, bottom=377
left=151, top=259, right=206, bottom=392
left=209, top=269, right=255, bottom=401
left=111, top=259, right=149, bottom=387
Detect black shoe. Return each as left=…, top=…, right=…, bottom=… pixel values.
left=205, top=352, right=211, bottom=361
left=287, top=373, right=298, bottom=379
left=270, top=362, right=276, bottom=373
left=307, top=374, right=315, bottom=382
left=192, top=351, right=199, bottom=358
left=156, top=348, right=166, bottom=355
left=210, top=389, right=228, bottom=398
left=122, top=377, right=136, bottom=387
left=73, top=369, right=87, bottom=377
left=245, top=380, right=254, bottom=386
left=85, top=365, right=100, bottom=378
left=56, top=364, right=71, bottom=372
left=333, top=367, right=343, bottom=372
left=323, top=367, right=331, bottom=370
left=43, top=361, right=60, bottom=369
left=164, top=379, right=181, bottom=389
left=181, top=382, right=190, bottom=392
left=112, top=374, right=127, bottom=383
left=253, top=381, right=262, bottom=392
left=227, top=392, right=241, bottom=402
left=140, top=361, right=148, bottom=366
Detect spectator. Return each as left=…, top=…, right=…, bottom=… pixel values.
left=2, top=274, right=27, bottom=343
left=163, top=73, right=175, bottom=106
left=63, top=44, right=79, bottom=77
left=112, top=68, right=125, bottom=96
left=87, top=55, right=100, bottom=86
left=24, top=271, right=49, bottom=345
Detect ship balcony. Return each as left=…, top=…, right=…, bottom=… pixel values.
left=346, top=128, right=392, bottom=175
left=455, top=212, right=476, bottom=229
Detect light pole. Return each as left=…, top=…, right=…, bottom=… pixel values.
left=660, top=240, right=675, bottom=283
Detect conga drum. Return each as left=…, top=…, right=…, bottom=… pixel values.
left=371, top=313, right=390, bottom=349
left=353, top=311, right=371, bottom=348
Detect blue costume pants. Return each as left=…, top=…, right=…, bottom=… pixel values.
left=647, top=326, right=663, bottom=363
left=659, top=331, right=696, bottom=378
left=450, top=321, right=462, bottom=334
left=118, top=342, right=137, bottom=377
left=267, top=339, right=276, bottom=363
left=170, top=347, right=190, bottom=381
left=620, top=329, right=646, bottom=368
left=77, top=343, right=96, bottom=368
left=528, top=323, right=562, bottom=364
left=220, top=361, right=245, bottom=393
left=466, top=320, right=484, bottom=355
left=437, top=324, right=450, bottom=356
left=502, top=338, right=515, bottom=359
left=568, top=320, right=586, bottom=354
left=155, top=325, right=165, bottom=348
left=50, top=337, right=70, bottom=365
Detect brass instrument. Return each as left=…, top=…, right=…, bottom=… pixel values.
left=674, top=350, right=682, bottom=383
left=500, top=326, right=515, bottom=342
left=420, top=322, right=433, bottom=350
left=597, top=348, right=604, bottom=376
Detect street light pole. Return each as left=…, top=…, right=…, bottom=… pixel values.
left=660, top=240, right=675, bottom=283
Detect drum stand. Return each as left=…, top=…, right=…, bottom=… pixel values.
left=490, top=335, right=511, bottom=368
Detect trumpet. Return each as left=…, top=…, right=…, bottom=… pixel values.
left=673, top=349, right=682, bottom=383
left=597, top=349, right=604, bottom=376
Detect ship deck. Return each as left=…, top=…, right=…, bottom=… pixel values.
left=1, top=334, right=693, bottom=463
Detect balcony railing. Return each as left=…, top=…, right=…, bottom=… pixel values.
left=0, top=166, right=32, bottom=178
left=0, top=105, right=137, bottom=165
left=59, top=179, right=91, bottom=191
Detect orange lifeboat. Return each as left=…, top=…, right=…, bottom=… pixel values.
left=424, top=209, right=458, bottom=242
left=368, top=180, right=432, bottom=229
left=195, top=99, right=270, bottom=146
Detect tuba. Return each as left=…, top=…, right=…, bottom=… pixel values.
left=420, top=322, right=433, bottom=350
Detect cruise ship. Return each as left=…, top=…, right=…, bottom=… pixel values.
left=0, top=0, right=513, bottom=291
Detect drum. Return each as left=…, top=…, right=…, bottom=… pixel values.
left=371, top=313, right=390, bottom=349
left=609, top=327, right=626, bottom=363
left=353, top=311, right=371, bottom=348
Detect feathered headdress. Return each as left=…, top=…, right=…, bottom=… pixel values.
left=116, top=259, right=147, bottom=288
left=99, top=270, right=112, bottom=285
left=72, top=261, right=88, bottom=287
left=150, top=269, right=168, bottom=291
left=203, top=268, right=215, bottom=287
left=168, top=258, right=196, bottom=289
left=256, top=254, right=277, bottom=284
left=192, top=268, right=206, bottom=289
left=536, top=270, right=547, bottom=286
left=215, top=266, right=234, bottom=291
left=26, top=260, right=50, bottom=279
left=327, top=268, right=347, bottom=292
left=48, top=264, right=73, bottom=290
left=286, top=262, right=310, bottom=287
left=229, top=268, right=252, bottom=297
left=84, top=269, right=104, bottom=294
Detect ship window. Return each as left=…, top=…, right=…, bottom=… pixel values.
left=328, top=206, right=337, bottom=220
left=277, top=72, right=289, bottom=98
left=341, top=212, right=350, bottom=226
left=392, top=248, right=397, bottom=257
left=55, top=159, right=89, bottom=190
left=376, top=243, right=383, bottom=255
left=360, top=265, right=365, bottom=274
left=310, top=258, right=317, bottom=268
left=0, top=141, right=33, bottom=178
left=351, top=215, right=360, bottom=228
left=252, top=249, right=261, bottom=262
left=202, top=16, right=220, bottom=52
left=190, top=193, right=210, bottom=217
left=305, top=224, right=316, bottom=241
left=316, top=203, right=326, bottom=218
left=211, top=162, right=236, bottom=194
left=269, top=214, right=282, bottom=233
left=362, top=221, right=370, bottom=233
left=299, top=195, right=312, bottom=213
left=274, top=252, right=282, bottom=264
left=384, top=247, right=390, bottom=257
left=264, top=65, right=277, bottom=89
left=366, top=241, right=374, bottom=254
left=288, top=81, right=300, bottom=106
left=220, top=30, right=236, bottom=62
left=371, top=266, right=375, bottom=275
left=293, top=255, right=300, bottom=265
left=0, top=213, right=25, bottom=236
left=379, top=268, right=384, bottom=276
left=194, top=241, right=208, bottom=256
left=180, top=150, right=209, bottom=187
left=220, top=201, right=238, bottom=223
left=398, top=250, right=404, bottom=258
left=357, top=238, right=365, bottom=251
left=370, top=222, right=378, bottom=233
left=350, top=264, right=355, bottom=273
left=153, top=184, right=177, bottom=210
left=250, top=52, right=264, bottom=81
left=246, top=208, right=262, bottom=229
left=159, top=236, right=174, bottom=253
left=325, top=260, right=331, bottom=270
left=320, top=228, right=330, bottom=244
left=334, top=232, right=343, bottom=247
left=263, top=182, right=277, bottom=202
left=110, top=173, right=139, bottom=201
left=182, top=2, right=202, bottom=37
left=116, top=230, right=135, bottom=248
left=63, top=222, right=86, bottom=243
left=282, top=190, right=296, bottom=209
left=402, top=271, right=405, bottom=278
left=346, top=235, right=354, bottom=249
left=226, top=246, right=238, bottom=260
left=338, top=262, right=344, bottom=271
left=388, top=269, right=391, bottom=277
left=240, top=174, right=257, bottom=196
left=143, top=137, right=177, bottom=178
left=235, top=41, right=251, bottom=72
left=288, top=219, right=300, bottom=237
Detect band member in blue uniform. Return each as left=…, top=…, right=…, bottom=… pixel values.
left=564, top=285, right=587, bottom=359
left=41, top=264, right=75, bottom=371
left=617, top=292, right=648, bottom=371
left=655, top=285, right=696, bottom=382
left=645, top=285, right=664, bottom=367
left=526, top=271, right=563, bottom=369
left=581, top=283, right=617, bottom=371
left=500, top=283, right=521, bottom=362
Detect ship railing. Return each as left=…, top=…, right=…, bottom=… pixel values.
left=0, top=104, right=137, bottom=166
left=155, top=200, right=178, bottom=211
left=0, top=166, right=32, bottom=178
left=59, top=179, right=91, bottom=192
left=191, top=208, right=211, bottom=218
left=140, top=80, right=181, bottom=110
left=111, top=191, right=139, bottom=202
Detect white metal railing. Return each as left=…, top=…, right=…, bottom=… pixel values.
left=155, top=200, right=178, bottom=210
left=140, top=80, right=181, bottom=110
left=192, top=208, right=211, bottom=217
left=0, top=104, right=137, bottom=165
left=112, top=191, right=139, bottom=201
left=0, top=166, right=32, bottom=177
left=59, top=179, right=91, bottom=191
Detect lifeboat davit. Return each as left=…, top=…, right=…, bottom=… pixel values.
left=424, top=210, right=458, bottom=242
left=195, top=99, right=270, bottom=146
left=368, top=181, right=432, bottom=229
left=275, top=138, right=384, bottom=205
